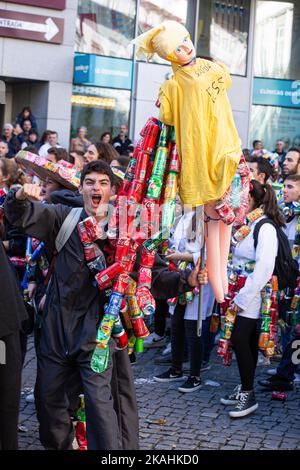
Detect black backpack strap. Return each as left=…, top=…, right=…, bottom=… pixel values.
left=253, top=218, right=277, bottom=249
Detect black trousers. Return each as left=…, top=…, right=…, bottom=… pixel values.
left=231, top=316, right=259, bottom=391
left=171, top=303, right=202, bottom=377
left=35, top=344, right=139, bottom=450
left=0, top=331, right=22, bottom=450
left=154, top=299, right=169, bottom=337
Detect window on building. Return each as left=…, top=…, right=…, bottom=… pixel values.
left=196, top=0, right=250, bottom=76
left=254, top=1, right=300, bottom=80
left=76, top=0, right=136, bottom=59
left=250, top=104, right=300, bottom=151
left=137, top=0, right=196, bottom=65
left=71, top=86, right=131, bottom=142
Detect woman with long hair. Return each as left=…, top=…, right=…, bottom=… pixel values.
left=84, top=141, right=118, bottom=165
left=220, top=180, right=285, bottom=418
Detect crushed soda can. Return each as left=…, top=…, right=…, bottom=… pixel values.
left=83, top=216, right=105, bottom=242
left=271, top=391, right=287, bottom=401
left=84, top=243, right=102, bottom=261
left=215, top=201, right=235, bottom=225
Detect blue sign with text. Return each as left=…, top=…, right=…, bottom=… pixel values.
left=253, top=78, right=300, bottom=109
left=74, top=54, right=133, bottom=90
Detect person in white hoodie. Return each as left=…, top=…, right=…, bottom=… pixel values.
left=154, top=208, right=214, bottom=393
left=221, top=180, right=285, bottom=418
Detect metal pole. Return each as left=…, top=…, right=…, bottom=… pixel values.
left=197, top=207, right=205, bottom=337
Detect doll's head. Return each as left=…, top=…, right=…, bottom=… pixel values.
left=132, top=20, right=195, bottom=65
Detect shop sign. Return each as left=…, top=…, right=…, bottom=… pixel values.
left=5, top=1, right=66, bottom=10
left=74, top=54, right=133, bottom=90
left=253, top=77, right=300, bottom=109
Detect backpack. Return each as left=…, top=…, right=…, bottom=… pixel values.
left=253, top=218, right=299, bottom=290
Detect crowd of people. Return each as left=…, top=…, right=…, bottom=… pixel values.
left=0, top=107, right=300, bottom=450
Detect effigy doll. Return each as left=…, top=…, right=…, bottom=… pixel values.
left=132, top=20, right=249, bottom=303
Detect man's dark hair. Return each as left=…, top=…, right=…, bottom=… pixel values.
left=287, top=147, right=300, bottom=164
left=284, top=174, right=300, bottom=184
left=80, top=160, right=115, bottom=186
left=47, top=147, right=68, bottom=162
left=251, top=156, right=273, bottom=183
left=253, top=139, right=262, bottom=148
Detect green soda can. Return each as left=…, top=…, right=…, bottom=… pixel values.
left=152, top=147, right=169, bottom=177
left=146, top=175, right=163, bottom=199
left=261, top=316, right=272, bottom=332
left=170, top=127, right=176, bottom=143
left=135, top=337, right=144, bottom=353
left=76, top=395, right=86, bottom=422
left=162, top=201, right=176, bottom=228
left=158, top=125, right=169, bottom=147
left=143, top=227, right=170, bottom=252
left=91, top=345, right=110, bottom=373
left=38, top=254, right=49, bottom=270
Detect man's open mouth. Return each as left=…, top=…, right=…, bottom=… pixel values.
left=91, top=195, right=102, bottom=206
left=188, top=49, right=193, bottom=55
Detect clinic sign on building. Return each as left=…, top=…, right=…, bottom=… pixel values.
left=253, top=78, right=300, bottom=109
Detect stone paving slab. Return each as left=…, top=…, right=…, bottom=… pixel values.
left=18, top=336, right=300, bottom=450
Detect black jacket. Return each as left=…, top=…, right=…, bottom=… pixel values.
left=112, top=135, right=134, bottom=156
left=0, top=242, right=28, bottom=338
left=4, top=192, right=191, bottom=357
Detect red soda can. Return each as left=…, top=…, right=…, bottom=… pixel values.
left=135, top=152, right=150, bottom=182
left=126, top=245, right=138, bottom=272
left=237, top=154, right=250, bottom=177
left=114, top=272, right=129, bottom=294
left=140, top=125, right=160, bottom=154
left=31, top=237, right=40, bottom=251
left=138, top=267, right=152, bottom=287
left=115, top=238, right=130, bottom=263
left=272, top=391, right=287, bottom=401
left=215, top=202, right=235, bottom=225
left=271, top=307, right=278, bottom=324
left=223, top=349, right=233, bottom=367
left=84, top=243, right=101, bottom=261
left=78, top=222, right=91, bottom=245
left=113, top=329, right=128, bottom=350
left=95, top=262, right=124, bottom=290
left=236, top=275, right=246, bottom=291
left=139, top=117, right=159, bottom=136
left=127, top=180, right=144, bottom=203
left=168, top=145, right=180, bottom=173
left=217, top=339, right=229, bottom=357
left=167, top=297, right=178, bottom=306
left=131, top=315, right=149, bottom=338
left=210, top=313, right=219, bottom=333
left=83, top=217, right=104, bottom=242
left=9, top=256, right=26, bottom=268
left=269, top=323, right=277, bottom=341
left=141, top=248, right=155, bottom=267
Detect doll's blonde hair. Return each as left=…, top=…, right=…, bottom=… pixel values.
left=132, top=20, right=190, bottom=61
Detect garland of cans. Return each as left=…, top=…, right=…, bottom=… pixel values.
left=77, top=118, right=181, bottom=373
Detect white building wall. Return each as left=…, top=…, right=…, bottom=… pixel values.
left=0, top=0, right=78, bottom=147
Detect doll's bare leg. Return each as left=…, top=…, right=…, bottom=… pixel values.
left=219, top=220, right=233, bottom=296
left=204, top=203, right=224, bottom=303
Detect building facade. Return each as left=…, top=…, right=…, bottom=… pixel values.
left=0, top=1, right=299, bottom=151
left=72, top=0, right=300, bottom=150
left=0, top=0, right=78, bottom=148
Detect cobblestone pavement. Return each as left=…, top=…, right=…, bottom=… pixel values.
left=19, top=335, right=300, bottom=451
